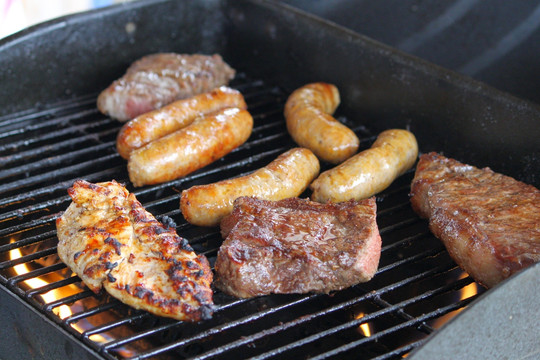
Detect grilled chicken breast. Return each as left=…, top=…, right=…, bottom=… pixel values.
left=410, top=152, right=540, bottom=288
left=56, top=180, right=213, bottom=321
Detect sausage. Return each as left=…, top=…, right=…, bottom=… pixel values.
left=128, top=108, right=253, bottom=187
left=180, top=147, right=320, bottom=227
left=116, top=87, right=247, bottom=159
left=310, top=129, right=418, bottom=203
left=284, top=82, right=359, bottom=164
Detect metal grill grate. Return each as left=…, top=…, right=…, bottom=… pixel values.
left=0, top=75, right=484, bottom=360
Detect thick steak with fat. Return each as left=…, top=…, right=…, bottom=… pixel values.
left=410, top=152, right=540, bottom=288
left=215, top=196, right=381, bottom=298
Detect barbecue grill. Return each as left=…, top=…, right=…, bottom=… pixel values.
left=1, top=1, right=539, bottom=359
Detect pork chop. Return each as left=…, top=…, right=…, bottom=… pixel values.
left=410, top=152, right=540, bottom=288
left=97, top=53, right=235, bottom=121
left=56, top=180, right=213, bottom=321
left=215, top=196, right=381, bottom=298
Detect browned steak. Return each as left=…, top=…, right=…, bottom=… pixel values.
left=215, top=196, right=381, bottom=298
left=97, top=53, right=235, bottom=121
left=410, top=152, right=540, bottom=288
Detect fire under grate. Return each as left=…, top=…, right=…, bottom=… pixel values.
left=0, top=75, right=484, bottom=360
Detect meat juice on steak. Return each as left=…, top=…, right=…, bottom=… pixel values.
left=215, top=196, right=381, bottom=298
left=410, top=152, right=540, bottom=288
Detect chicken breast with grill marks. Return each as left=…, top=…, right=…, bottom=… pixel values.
left=56, top=180, right=213, bottom=321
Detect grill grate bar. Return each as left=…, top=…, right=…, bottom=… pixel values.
left=118, top=294, right=322, bottom=359
left=25, top=272, right=79, bottom=299
left=82, top=312, right=150, bottom=338
left=376, top=198, right=414, bottom=216
left=0, top=153, right=121, bottom=195
left=0, top=109, right=104, bottom=148
left=44, top=289, right=97, bottom=313
left=377, top=244, right=447, bottom=276
left=138, top=256, right=458, bottom=360
left=65, top=299, right=122, bottom=324
left=372, top=276, right=475, bottom=334
left=6, top=262, right=66, bottom=290
left=1, top=142, right=115, bottom=181
left=380, top=231, right=431, bottom=253
left=100, top=318, right=180, bottom=351
left=252, top=274, right=475, bottom=360
left=378, top=216, right=421, bottom=235
left=1, top=128, right=117, bottom=167
left=309, top=294, right=479, bottom=360
left=0, top=94, right=97, bottom=128
left=0, top=165, right=125, bottom=211
left=4, top=248, right=58, bottom=282
left=0, top=230, right=56, bottom=259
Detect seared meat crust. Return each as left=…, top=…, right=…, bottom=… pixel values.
left=215, top=196, right=381, bottom=298
left=56, top=180, right=213, bottom=321
left=410, top=152, right=540, bottom=288
left=97, top=53, right=235, bottom=121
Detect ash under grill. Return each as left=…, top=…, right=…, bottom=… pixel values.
left=0, top=76, right=484, bottom=360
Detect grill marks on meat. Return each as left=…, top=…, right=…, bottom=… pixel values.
left=410, top=152, right=540, bottom=288
left=215, top=197, right=381, bottom=298
left=56, top=180, right=213, bottom=321
left=97, top=53, right=235, bottom=121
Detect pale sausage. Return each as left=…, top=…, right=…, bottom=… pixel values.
left=284, top=82, right=359, bottom=164
left=310, top=129, right=418, bottom=203
left=180, top=147, right=320, bottom=227
left=128, top=108, right=253, bottom=187
left=116, top=87, right=246, bottom=159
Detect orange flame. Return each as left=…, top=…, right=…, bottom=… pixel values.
left=9, top=246, right=109, bottom=341
left=10, top=247, right=75, bottom=319
left=355, top=312, right=372, bottom=337
left=9, top=243, right=140, bottom=357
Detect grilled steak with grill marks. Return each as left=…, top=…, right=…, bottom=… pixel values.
left=215, top=196, right=381, bottom=298
left=97, top=53, right=235, bottom=121
left=410, top=152, right=540, bottom=288
left=56, top=180, right=214, bottom=321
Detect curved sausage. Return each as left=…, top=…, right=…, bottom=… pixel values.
left=128, top=108, right=253, bottom=187
left=180, top=147, right=320, bottom=227
left=116, top=87, right=246, bottom=159
left=310, top=129, right=418, bottom=203
left=284, top=82, right=359, bottom=164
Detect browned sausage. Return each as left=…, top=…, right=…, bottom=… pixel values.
left=128, top=108, right=253, bottom=187
left=116, top=87, right=246, bottom=159
left=284, top=82, right=359, bottom=164
left=310, top=129, right=418, bottom=203
left=180, top=147, right=320, bottom=227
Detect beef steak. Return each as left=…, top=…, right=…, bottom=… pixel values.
left=410, top=152, right=540, bottom=288
left=215, top=196, right=381, bottom=298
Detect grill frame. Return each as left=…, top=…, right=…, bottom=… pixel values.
left=1, top=0, right=539, bottom=359
left=2, top=77, right=482, bottom=360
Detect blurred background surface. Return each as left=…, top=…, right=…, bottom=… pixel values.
left=0, top=0, right=132, bottom=38
left=2, top=0, right=540, bottom=105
